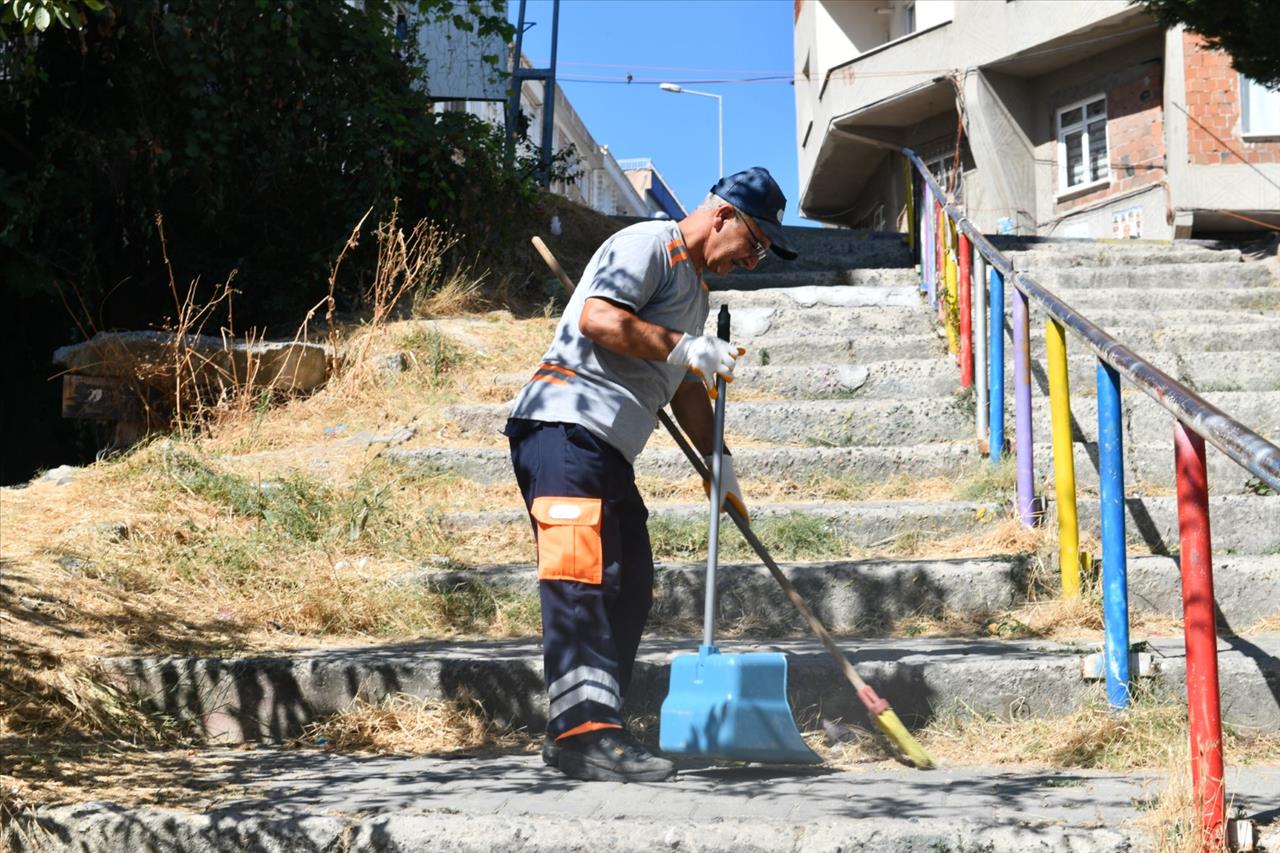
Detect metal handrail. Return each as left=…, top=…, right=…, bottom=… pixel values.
left=902, top=147, right=1280, bottom=491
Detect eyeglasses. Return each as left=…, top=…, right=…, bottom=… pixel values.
left=738, top=212, right=769, bottom=262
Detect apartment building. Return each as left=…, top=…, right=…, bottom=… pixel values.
left=618, top=158, right=688, bottom=220
left=415, top=3, right=649, bottom=217
left=793, top=0, right=1280, bottom=239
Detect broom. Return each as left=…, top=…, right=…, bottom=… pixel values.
left=531, top=236, right=935, bottom=769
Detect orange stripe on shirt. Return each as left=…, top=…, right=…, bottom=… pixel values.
left=531, top=373, right=567, bottom=386
left=538, top=362, right=576, bottom=378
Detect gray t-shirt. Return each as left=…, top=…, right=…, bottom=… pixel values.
left=508, top=220, right=708, bottom=463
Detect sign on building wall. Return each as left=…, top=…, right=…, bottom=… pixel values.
left=1112, top=206, right=1143, bottom=240
left=417, top=1, right=507, bottom=101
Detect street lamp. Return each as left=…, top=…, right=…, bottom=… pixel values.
left=659, top=83, right=723, bottom=177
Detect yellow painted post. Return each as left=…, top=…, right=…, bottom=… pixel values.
left=943, top=223, right=959, bottom=355
left=1046, top=317, right=1082, bottom=597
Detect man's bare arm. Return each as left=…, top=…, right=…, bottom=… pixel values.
left=579, top=296, right=682, bottom=360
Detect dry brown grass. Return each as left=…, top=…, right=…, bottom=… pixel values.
left=296, top=694, right=530, bottom=756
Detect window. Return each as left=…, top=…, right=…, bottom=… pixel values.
left=904, top=2, right=915, bottom=35
left=926, top=153, right=963, bottom=202
left=1240, top=75, right=1280, bottom=138
left=1056, top=95, right=1109, bottom=194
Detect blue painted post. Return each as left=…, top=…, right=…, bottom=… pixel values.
left=1097, top=360, right=1131, bottom=709
left=1012, top=287, right=1035, bottom=526
left=988, top=267, right=1005, bottom=461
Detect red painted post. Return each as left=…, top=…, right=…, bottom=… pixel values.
left=1174, top=421, right=1225, bottom=849
left=958, top=232, right=973, bottom=388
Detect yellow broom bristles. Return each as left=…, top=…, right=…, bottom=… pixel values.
left=874, top=709, right=936, bottom=769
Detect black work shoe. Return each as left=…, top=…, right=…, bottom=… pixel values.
left=541, top=734, right=560, bottom=767
left=556, top=729, right=676, bottom=783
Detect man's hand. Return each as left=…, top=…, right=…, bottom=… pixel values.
left=703, top=454, right=749, bottom=524
left=667, top=333, right=745, bottom=399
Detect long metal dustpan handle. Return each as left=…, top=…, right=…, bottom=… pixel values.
left=703, top=304, right=731, bottom=650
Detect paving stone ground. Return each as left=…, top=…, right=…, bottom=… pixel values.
left=13, top=750, right=1279, bottom=852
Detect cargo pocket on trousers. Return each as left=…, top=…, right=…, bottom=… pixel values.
left=529, top=496, right=604, bottom=584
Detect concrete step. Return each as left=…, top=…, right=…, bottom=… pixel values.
left=410, top=555, right=1279, bottom=633
left=446, top=398, right=970, bottom=447
left=411, top=557, right=1027, bottom=635
left=1006, top=247, right=1244, bottom=268
left=738, top=332, right=948, bottom=364
left=704, top=305, right=935, bottom=339
left=443, top=495, right=1280, bottom=557
left=98, top=634, right=1280, bottom=743
left=23, top=755, right=1231, bottom=853
left=707, top=268, right=920, bottom=291
left=493, top=359, right=958, bottom=401
left=1021, top=391, right=1279, bottom=447
left=1036, top=350, right=1280, bottom=395
left=1050, top=286, right=1280, bottom=311
left=444, top=392, right=1278, bottom=449
left=1016, top=262, right=1272, bottom=290
left=388, top=441, right=1264, bottom=493
left=1022, top=322, right=1280, bottom=354
left=713, top=305, right=1277, bottom=342
left=443, top=499, right=1000, bottom=547
left=710, top=283, right=921, bottom=309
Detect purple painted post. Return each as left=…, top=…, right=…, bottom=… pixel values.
left=1013, top=286, right=1035, bottom=526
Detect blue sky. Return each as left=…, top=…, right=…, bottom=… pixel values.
left=508, top=0, right=812, bottom=226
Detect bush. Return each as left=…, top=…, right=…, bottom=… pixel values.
left=1, top=0, right=537, bottom=326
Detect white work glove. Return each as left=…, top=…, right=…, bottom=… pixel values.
left=667, top=333, right=745, bottom=399
left=703, top=453, right=749, bottom=524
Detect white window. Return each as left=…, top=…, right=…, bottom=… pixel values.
left=1240, top=75, right=1280, bottom=138
left=1056, top=95, right=1109, bottom=194
left=904, top=2, right=915, bottom=35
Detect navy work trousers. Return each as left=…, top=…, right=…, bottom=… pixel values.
left=505, top=418, right=655, bottom=739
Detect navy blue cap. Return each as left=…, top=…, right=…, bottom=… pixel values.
left=710, top=167, right=798, bottom=260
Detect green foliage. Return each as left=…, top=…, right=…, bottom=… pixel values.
left=1138, top=0, right=1280, bottom=89
left=1, top=0, right=538, bottom=332
left=3, top=0, right=104, bottom=32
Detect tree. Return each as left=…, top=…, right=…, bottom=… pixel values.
left=0, top=1, right=540, bottom=482
left=1138, top=0, right=1280, bottom=89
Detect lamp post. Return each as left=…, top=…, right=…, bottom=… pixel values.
left=659, top=83, right=723, bottom=177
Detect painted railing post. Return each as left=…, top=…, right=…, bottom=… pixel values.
left=958, top=233, right=973, bottom=388
left=974, top=246, right=989, bottom=444
left=944, top=221, right=959, bottom=354
left=903, top=155, right=916, bottom=256
left=988, top=267, right=1005, bottom=462
left=1097, top=360, right=1131, bottom=709
left=1046, top=318, right=1081, bottom=598
left=1012, top=285, right=1035, bottom=525
left=935, top=203, right=946, bottom=315
left=923, top=191, right=935, bottom=304
left=1174, top=421, right=1225, bottom=848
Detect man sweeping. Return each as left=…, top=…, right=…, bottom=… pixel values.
left=504, top=167, right=798, bottom=782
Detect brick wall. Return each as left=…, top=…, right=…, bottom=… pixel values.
left=1183, top=33, right=1280, bottom=166
left=1054, top=61, right=1165, bottom=214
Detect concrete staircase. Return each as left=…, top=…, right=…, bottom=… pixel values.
left=32, top=228, right=1280, bottom=851
left=102, top=227, right=1280, bottom=739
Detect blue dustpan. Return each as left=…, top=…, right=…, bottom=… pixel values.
left=658, top=306, right=820, bottom=766
left=660, top=643, right=820, bottom=763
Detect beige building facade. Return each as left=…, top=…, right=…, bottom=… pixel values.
left=793, top=0, right=1280, bottom=239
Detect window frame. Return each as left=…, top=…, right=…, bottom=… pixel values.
left=1239, top=74, right=1280, bottom=139
left=1056, top=93, right=1110, bottom=198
